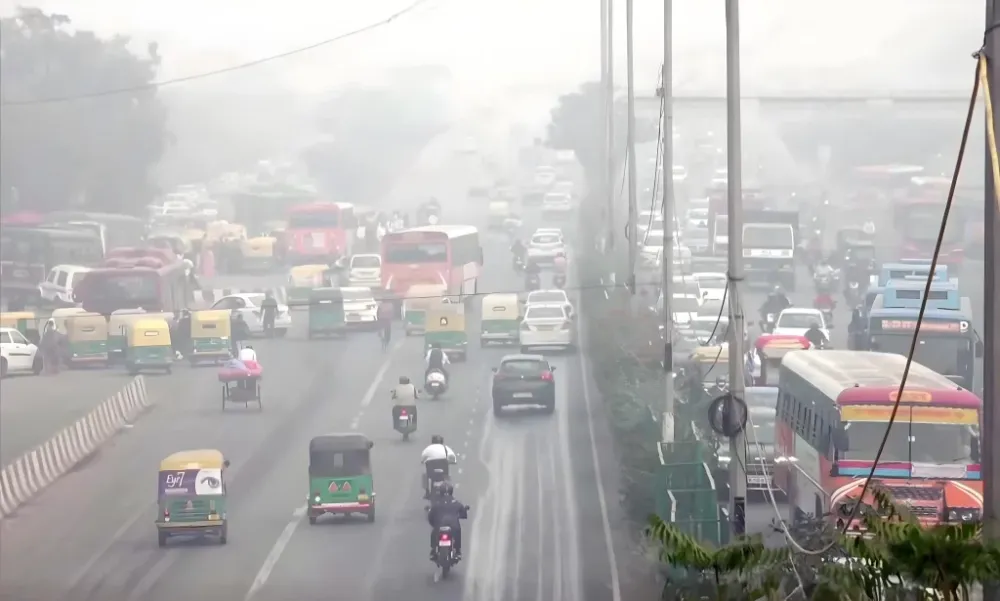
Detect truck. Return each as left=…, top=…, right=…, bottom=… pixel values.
left=741, top=209, right=800, bottom=290
left=707, top=186, right=768, bottom=258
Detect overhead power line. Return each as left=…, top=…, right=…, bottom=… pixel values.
left=1, top=0, right=432, bottom=108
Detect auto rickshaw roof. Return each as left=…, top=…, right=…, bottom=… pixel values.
left=309, top=287, right=345, bottom=300
left=290, top=264, right=329, bottom=276
left=309, top=433, right=374, bottom=453
left=192, top=309, right=231, bottom=322
left=689, top=344, right=729, bottom=363
left=160, top=449, right=226, bottom=470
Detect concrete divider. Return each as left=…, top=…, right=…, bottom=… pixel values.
left=0, top=376, right=152, bottom=520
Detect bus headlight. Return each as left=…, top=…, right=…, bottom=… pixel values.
left=947, top=508, right=980, bottom=522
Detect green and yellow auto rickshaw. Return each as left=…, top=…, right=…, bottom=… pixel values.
left=307, top=433, right=375, bottom=524
left=125, top=318, right=173, bottom=374
left=240, top=236, right=276, bottom=271
left=0, top=311, right=40, bottom=344
left=479, top=293, right=521, bottom=346
left=402, top=284, right=448, bottom=336
left=425, top=304, right=468, bottom=362
left=189, top=310, right=231, bottom=365
left=50, top=307, right=87, bottom=334
left=307, top=287, right=346, bottom=338
left=156, top=449, right=230, bottom=547
left=65, top=313, right=109, bottom=367
left=287, top=264, right=330, bottom=307
left=107, top=309, right=147, bottom=361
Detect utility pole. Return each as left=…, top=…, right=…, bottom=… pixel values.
left=659, top=0, right=675, bottom=442
left=625, top=0, right=638, bottom=296
left=604, top=0, right=615, bottom=254
left=600, top=0, right=609, bottom=231
left=724, top=0, right=747, bottom=537
left=981, top=1, right=1000, bottom=599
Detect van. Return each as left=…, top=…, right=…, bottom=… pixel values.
left=39, top=264, right=93, bottom=307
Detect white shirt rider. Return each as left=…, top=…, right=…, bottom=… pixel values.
left=238, top=347, right=257, bottom=362
left=424, top=348, right=451, bottom=366
left=421, top=443, right=458, bottom=464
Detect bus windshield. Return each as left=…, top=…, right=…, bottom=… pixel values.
left=88, top=271, right=159, bottom=304
left=288, top=210, right=338, bottom=229
left=842, top=418, right=975, bottom=465
left=384, top=242, right=448, bottom=264
left=871, top=332, right=970, bottom=379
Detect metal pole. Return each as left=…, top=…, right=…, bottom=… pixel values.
left=660, top=0, right=675, bottom=442
left=625, top=0, right=638, bottom=295
left=600, top=0, right=610, bottom=223
left=982, top=1, right=1000, bottom=599
left=724, top=0, right=747, bottom=537
left=606, top=0, right=616, bottom=252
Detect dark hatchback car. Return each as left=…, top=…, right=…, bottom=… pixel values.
left=491, top=354, right=556, bottom=416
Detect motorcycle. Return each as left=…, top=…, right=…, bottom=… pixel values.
left=512, top=254, right=525, bottom=271
left=390, top=396, right=418, bottom=441
left=432, top=525, right=462, bottom=578
left=760, top=313, right=776, bottom=334
left=525, top=272, right=540, bottom=291
left=845, top=280, right=861, bottom=305
left=553, top=273, right=566, bottom=289
left=425, top=369, right=448, bottom=399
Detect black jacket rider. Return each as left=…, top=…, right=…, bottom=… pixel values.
left=428, top=493, right=468, bottom=556
left=804, top=325, right=828, bottom=348
left=760, top=293, right=791, bottom=320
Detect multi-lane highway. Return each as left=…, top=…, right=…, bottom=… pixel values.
left=0, top=138, right=628, bottom=601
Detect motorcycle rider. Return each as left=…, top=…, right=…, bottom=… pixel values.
left=427, top=483, right=468, bottom=560
left=421, top=434, right=458, bottom=499
left=760, top=286, right=791, bottom=325
left=804, top=321, right=829, bottom=348
left=510, top=238, right=526, bottom=267
left=425, top=342, right=451, bottom=381
left=392, top=375, right=419, bottom=401
left=260, top=291, right=279, bottom=336
left=553, top=252, right=568, bottom=286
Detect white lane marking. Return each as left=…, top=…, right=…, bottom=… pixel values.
left=578, top=325, right=623, bottom=601
left=535, top=444, right=547, bottom=601
left=244, top=505, right=306, bottom=601
left=555, top=362, right=583, bottom=601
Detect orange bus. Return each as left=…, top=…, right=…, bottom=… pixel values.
left=380, top=226, right=483, bottom=301
left=285, top=202, right=355, bottom=263
left=775, top=350, right=982, bottom=531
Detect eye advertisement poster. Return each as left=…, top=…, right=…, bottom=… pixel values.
left=158, top=468, right=223, bottom=495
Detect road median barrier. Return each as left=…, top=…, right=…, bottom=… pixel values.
left=0, top=375, right=151, bottom=519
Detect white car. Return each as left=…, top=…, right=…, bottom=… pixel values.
left=525, top=289, right=574, bottom=318
left=0, top=327, right=41, bottom=377
left=670, top=294, right=703, bottom=325
left=533, top=166, right=556, bottom=188
left=520, top=303, right=575, bottom=352
left=211, top=293, right=292, bottom=337
left=527, top=230, right=566, bottom=263
left=672, top=165, right=688, bottom=183
left=348, top=254, right=382, bottom=289
left=542, top=191, right=573, bottom=214
left=637, top=210, right=666, bottom=240
left=639, top=229, right=664, bottom=268
left=39, top=264, right=92, bottom=306
left=692, top=272, right=727, bottom=302
left=673, top=243, right=692, bottom=272
left=552, top=181, right=574, bottom=195
left=773, top=308, right=829, bottom=341
left=340, top=287, right=379, bottom=325
left=686, top=207, right=709, bottom=229
left=671, top=276, right=703, bottom=299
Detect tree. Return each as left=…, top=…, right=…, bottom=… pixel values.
left=0, top=7, right=168, bottom=215
left=301, top=70, right=451, bottom=202
left=546, top=82, right=657, bottom=179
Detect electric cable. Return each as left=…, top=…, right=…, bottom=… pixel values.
left=0, top=0, right=432, bottom=107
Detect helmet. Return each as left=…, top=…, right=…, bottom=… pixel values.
left=431, top=435, right=444, bottom=445
left=441, top=483, right=455, bottom=497
left=399, top=376, right=410, bottom=385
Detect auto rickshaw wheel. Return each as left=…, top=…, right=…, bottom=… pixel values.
left=219, top=524, right=228, bottom=544
left=1, top=358, right=8, bottom=378
left=158, top=531, right=168, bottom=547
left=31, top=356, right=42, bottom=375
left=367, top=507, right=375, bottom=522
left=165, top=366, right=172, bottom=375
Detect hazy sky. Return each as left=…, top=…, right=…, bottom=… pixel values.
left=0, top=0, right=982, bottom=99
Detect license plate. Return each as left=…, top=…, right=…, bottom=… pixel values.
left=513, top=392, right=533, bottom=398
left=438, top=540, right=452, bottom=547
left=398, top=416, right=409, bottom=423
left=748, top=477, right=767, bottom=485
left=209, top=513, right=220, bottom=520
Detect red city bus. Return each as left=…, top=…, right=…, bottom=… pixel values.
left=74, top=248, right=192, bottom=315
left=285, top=202, right=356, bottom=263
left=775, top=350, right=982, bottom=531
left=380, top=226, right=483, bottom=300
left=895, top=194, right=965, bottom=269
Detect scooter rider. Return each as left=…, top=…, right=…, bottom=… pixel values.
left=510, top=238, right=526, bottom=267
left=427, top=483, right=468, bottom=560
left=804, top=322, right=828, bottom=348
left=760, top=286, right=791, bottom=322
left=425, top=343, right=451, bottom=381
left=421, top=434, right=458, bottom=499
left=392, top=376, right=419, bottom=401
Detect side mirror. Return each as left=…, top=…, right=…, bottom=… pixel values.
left=223, top=459, right=231, bottom=468
left=833, top=426, right=849, bottom=451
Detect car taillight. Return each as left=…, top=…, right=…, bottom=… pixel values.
left=540, top=371, right=553, bottom=381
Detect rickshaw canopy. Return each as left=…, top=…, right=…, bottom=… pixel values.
left=481, top=293, right=520, bottom=319
left=689, top=344, right=729, bottom=364
left=0, top=311, right=36, bottom=327
left=309, top=287, right=345, bottom=305
left=191, top=310, right=231, bottom=336
left=107, top=310, right=147, bottom=336
left=66, top=313, right=107, bottom=338
left=289, top=264, right=329, bottom=284
left=241, top=236, right=276, bottom=256
left=50, top=307, right=88, bottom=332
left=426, top=305, right=466, bottom=332
left=309, top=433, right=375, bottom=455
left=160, top=449, right=227, bottom=471
left=128, top=318, right=171, bottom=345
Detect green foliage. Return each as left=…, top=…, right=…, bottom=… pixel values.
left=0, top=7, right=168, bottom=214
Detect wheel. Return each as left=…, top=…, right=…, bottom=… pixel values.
left=275, top=329, right=288, bottom=338
left=1, top=357, right=9, bottom=378
left=158, top=531, right=168, bottom=547
left=128, top=366, right=139, bottom=376
left=32, top=356, right=43, bottom=375
left=520, top=346, right=529, bottom=353
left=308, top=515, right=317, bottom=525
left=219, top=524, right=228, bottom=544
left=165, top=366, right=172, bottom=375
left=367, top=508, right=375, bottom=522
left=543, top=400, right=555, bottom=414
left=402, top=431, right=410, bottom=441
left=441, top=564, right=451, bottom=579
left=493, top=401, right=503, bottom=417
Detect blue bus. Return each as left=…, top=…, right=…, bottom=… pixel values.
left=864, top=262, right=949, bottom=314
left=868, top=279, right=982, bottom=390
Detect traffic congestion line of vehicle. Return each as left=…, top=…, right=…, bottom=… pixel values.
left=0, top=375, right=149, bottom=519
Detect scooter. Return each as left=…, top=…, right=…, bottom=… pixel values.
left=760, top=313, right=777, bottom=334
left=425, top=369, right=448, bottom=399
left=390, top=393, right=418, bottom=441
left=553, top=273, right=567, bottom=289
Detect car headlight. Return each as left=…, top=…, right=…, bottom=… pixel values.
left=947, top=508, right=981, bottom=522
